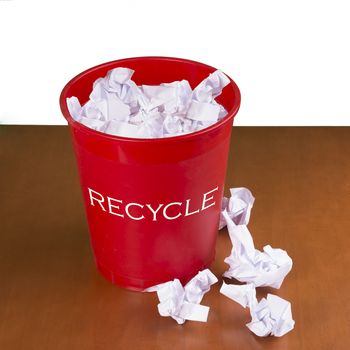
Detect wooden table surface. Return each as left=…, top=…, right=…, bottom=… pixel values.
left=1, top=126, right=349, bottom=350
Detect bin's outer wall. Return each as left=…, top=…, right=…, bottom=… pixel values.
left=60, top=57, right=240, bottom=290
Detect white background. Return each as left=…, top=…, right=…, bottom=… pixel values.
left=0, top=0, right=349, bottom=126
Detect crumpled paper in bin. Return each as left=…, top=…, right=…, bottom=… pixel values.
left=67, top=68, right=230, bottom=138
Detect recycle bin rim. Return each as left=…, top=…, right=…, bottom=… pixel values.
left=59, top=56, right=241, bottom=144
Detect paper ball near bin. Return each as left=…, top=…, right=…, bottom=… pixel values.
left=59, top=56, right=241, bottom=291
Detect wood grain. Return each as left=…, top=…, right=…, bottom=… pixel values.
left=0, top=126, right=349, bottom=350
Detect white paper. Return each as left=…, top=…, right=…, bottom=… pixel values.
left=184, top=268, right=218, bottom=304
left=220, top=282, right=294, bottom=337
left=223, top=210, right=293, bottom=288
left=192, top=70, right=230, bottom=104
left=247, top=294, right=295, bottom=337
left=178, top=302, right=210, bottom=323
left=103, top=120, right=140, bottom=138
left=67, top=67, right=230, bottom=138
left=186, top=100, right=221, bottom=122
left=145, top=269, right=217, bottom=324
left=161, top=80, right=192, bottom=114
left=79, top=117, right=106, bottom=131
left=220, top=281, right=256, bottom=308
left=221, top=188, right=293, bottom=289
left=66, top=96, right=81, bottom=120
left=219, top=187, right=255, bottom=229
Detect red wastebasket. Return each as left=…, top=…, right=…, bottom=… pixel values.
left=59, top=56, right=240, bottom=291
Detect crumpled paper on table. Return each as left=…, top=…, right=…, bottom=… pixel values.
left=219, top=187, right=255, bottom=229
left=66, top=68, right=230, bottom=138
left=145, top=269, right=218, bottom=324
left=220, top=188, right=293, bottom=289
left=220, top=282, right=295, bottom=337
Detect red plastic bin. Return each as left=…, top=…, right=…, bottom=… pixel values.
left=59, top=56, right=240, bottom=291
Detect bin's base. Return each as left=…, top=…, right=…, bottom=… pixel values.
left=95, top=255, right=216, bottom=292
